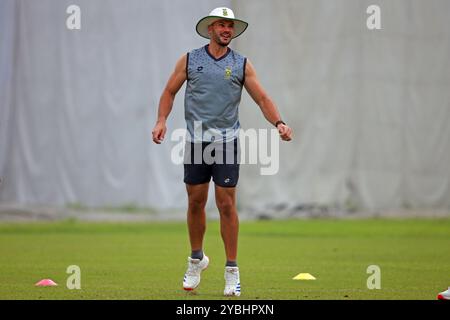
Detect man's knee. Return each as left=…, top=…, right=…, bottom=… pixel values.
left=187, top=184, right=209, bottom=211
left=188, top=194, right=207, bottom=211
left=216, top=198, right=235, bottom=215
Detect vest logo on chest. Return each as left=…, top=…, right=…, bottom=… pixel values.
left=224, top=67, right=232, bottom=79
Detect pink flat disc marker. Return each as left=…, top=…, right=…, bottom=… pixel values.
left=35, top=279, right=58, bottom=286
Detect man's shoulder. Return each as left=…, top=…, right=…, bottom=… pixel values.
left=188, top=46, right=206, bottom=55
left=229, top=48, right=246, bottom=60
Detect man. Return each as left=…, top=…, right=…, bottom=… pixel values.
left=152, top=7, right=292, bottom=296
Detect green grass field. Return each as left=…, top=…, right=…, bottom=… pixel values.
left=0, top=218, right=449, bottom=300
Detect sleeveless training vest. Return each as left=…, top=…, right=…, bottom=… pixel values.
left=184, top=45, right=246, bottom=143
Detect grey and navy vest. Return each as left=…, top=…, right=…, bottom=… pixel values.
left=184, top=45, right=247, bottom=143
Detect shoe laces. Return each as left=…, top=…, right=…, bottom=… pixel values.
left=225, top=268, right=239, bottom=285
left=186, top=259, right=202, bottom=276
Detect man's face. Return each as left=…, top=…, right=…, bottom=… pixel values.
left=208, top=19, right=235, bottom=46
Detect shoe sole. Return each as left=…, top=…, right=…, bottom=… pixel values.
left=224, top=286, right=241, bottom=297
left=437, top=294, right=450, bottom=300
left=224, top=293, right=241, bottom=297
left=183, top=259, right=209, bottom=291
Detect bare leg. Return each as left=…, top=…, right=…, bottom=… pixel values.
left=186, top=183, right=209, bottom=252
left=215, top=185, right=239, bottom=262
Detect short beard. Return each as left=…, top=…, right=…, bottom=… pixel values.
left=213, top=33, right=231, bottom=47
left=217, top=39, right=230, bottom=47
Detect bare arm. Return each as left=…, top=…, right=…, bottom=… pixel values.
left=152, top=54, right=187, bottom=144
left=244, top=60, right=292, bottom=141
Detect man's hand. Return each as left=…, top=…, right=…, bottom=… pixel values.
left=152, top=121, right=167, bottom=144
left=277, top=123, right=293, bottom=141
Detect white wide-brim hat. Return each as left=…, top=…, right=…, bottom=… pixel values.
left=196, top=7, right=248, bottom=39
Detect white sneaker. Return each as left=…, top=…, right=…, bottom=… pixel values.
left=224, top=266, right=241, bottom=297
left=183, top=255, right=209, bottom=291
left=437, top=287, right=450, bottom=300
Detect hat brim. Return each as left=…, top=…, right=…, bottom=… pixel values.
left=196, top=16, right=248, bottom=39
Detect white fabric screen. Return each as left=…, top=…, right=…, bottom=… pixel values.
left=0, top=0, right=449, bottom=213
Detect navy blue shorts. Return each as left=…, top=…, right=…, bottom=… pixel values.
left=183, top=139, right=240, bottom=188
